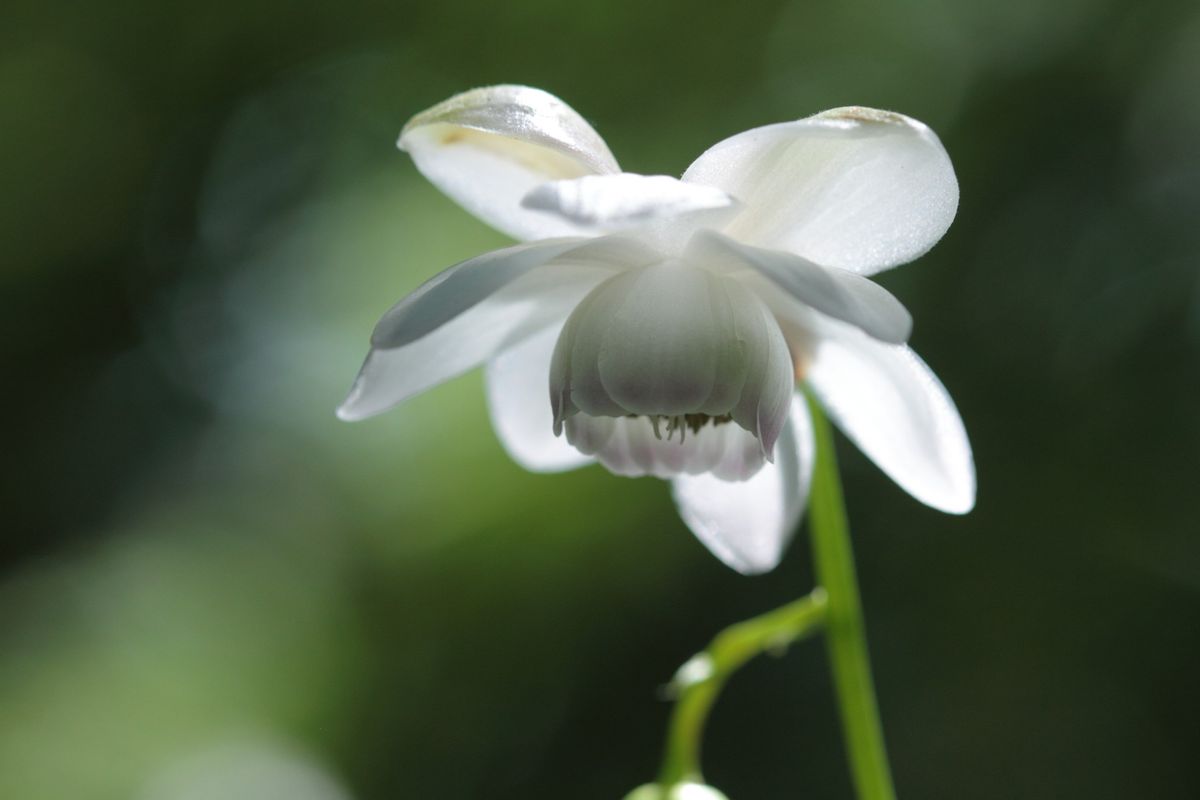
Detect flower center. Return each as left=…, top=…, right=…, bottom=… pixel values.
left=635, top=412, right=735, bottom=443
left=563, top=412, right=767, bottom=481
left=549, top=260, right=795, bottom=459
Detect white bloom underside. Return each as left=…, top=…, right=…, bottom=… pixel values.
left=340, top=85, right=976, bottom=574
left=549, top=261, right=794, bottom=471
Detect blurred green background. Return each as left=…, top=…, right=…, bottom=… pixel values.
left=3, top=0, right=1199, bottom=797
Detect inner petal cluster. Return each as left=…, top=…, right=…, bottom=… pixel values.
left=549, top=260, right=795, bottom=478
left=564, top=412, right=767, bottom=480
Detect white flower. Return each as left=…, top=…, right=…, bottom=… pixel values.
left=338, top=85, right=975, bottom=574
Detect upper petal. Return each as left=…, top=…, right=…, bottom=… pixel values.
left=485, top=323, right=594, bottom=473
left=400, top=85, right=620, bottom=241
left=671, top=396, right=814, bottom=574
left=682, top=107, right=958, bottom=276
left=804, top=316, right=975, bottom=513
left=339, top=237, right=652, bottom=421
left=689, top=230, right=912, bottom=343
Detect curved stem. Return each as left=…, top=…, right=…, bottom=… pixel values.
left=658, top=591, right=829, bottom=785
left=805, top=390, right=897, bottom=800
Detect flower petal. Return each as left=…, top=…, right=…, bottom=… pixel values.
left=400, top=85, right=620, bottom=241
left=689, top=230, right=912, bottom=343
left=671, top=396, right=814, bottom=574
left=682, top=107, right=958, bottom=276
left=804, top=316, right=975, bottom=513
left=338, top=277, right=592, bottom=422
left=521, top=173, right=738, bottom=230
left=371, top=236, right=656, bottom=349
left=338, top=238, right=653, bottom=421
left=485, top=323, right=594, bottom=473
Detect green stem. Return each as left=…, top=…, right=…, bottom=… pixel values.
left=805, top=390, right=897, bottom=800
left=658, top=590, right=829, bottom=785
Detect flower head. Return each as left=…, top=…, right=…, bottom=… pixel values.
left=339, top=85, right=975, bottom=573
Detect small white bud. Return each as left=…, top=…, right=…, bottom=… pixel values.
left=622, top=782, right=731, bottom=800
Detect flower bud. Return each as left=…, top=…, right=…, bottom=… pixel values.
left=623, top=782, right=730, bottom=800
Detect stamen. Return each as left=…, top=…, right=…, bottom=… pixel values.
left=664, top=415, right=685, bottom=443
left=606, top=412, right=739, bottom=445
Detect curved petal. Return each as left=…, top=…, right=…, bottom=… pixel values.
left=682, top=107, right=958, bottom=276
left=400, top=85, right=620, bottom=241
left=485, top=323, right=594, bottom=473
left=671, top=396, right=814, bottom=574
left=338, top=239, right=652, bottom=421
left=371, top=236, right=657, bottom=349
left=804, top=316, right=975, bottom=513
left=521, top=173, right=738, bottom=230
left=689, top=230, right=912, bottom=343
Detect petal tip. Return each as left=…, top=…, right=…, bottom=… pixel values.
left=335, top=363, right=384, bottom=422
left=729, top=556, right=781, bottom=576
left=815, top=106, right=926, bottom=133
left=937, top=486, right=976, bottom=515
left=335, top=396, right=367, bottom=422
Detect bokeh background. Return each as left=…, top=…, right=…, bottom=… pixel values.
left=3, top=0, right=1199, bottom=797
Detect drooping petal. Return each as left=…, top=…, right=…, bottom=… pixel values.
left=399, top=85, right=620, bottom=241
left=338, top=238, right=652, bottom=421
left=564, top=413, right=767, bottom=481
left=339, top=273, right=599, bottom=422
left=521, top=173, right=738, bottom=230
left=549, top=262, right=794, bottom=455
left=671, top=396, right=814, bottom=574
left=371, top=236, right=657, bottom=349
left=804, top=316, right=975, bottom=513
left=682, top=107, right=958, bottom=276
left=689, top=230, right=912, bottom=343
left=485, top=323, right=593, bottom=473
